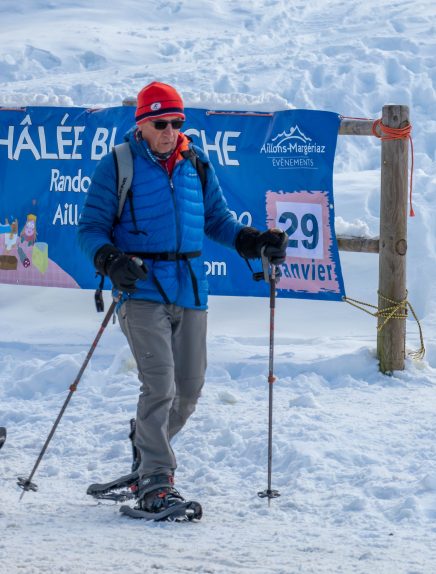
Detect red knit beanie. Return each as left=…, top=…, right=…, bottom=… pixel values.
left=135, top=82, right=185, bottom=125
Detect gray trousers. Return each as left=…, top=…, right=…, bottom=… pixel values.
left=118, top=300, right=207, bottom=479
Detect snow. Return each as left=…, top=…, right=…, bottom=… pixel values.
left=1, top=1, right=436, bottom=573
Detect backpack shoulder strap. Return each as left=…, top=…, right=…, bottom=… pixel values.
left=181, top=148, right=208, bottom=198
left=112, top=142, right=133, bottom=220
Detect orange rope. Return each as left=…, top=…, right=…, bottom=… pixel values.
left=340, top=115, right=415, bottom=217
left=372, top=118, right=415, bottom=217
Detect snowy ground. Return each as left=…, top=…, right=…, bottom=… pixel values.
left=1, top=1, right=436, bottom=573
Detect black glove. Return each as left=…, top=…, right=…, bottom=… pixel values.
left=236, top=227, right=288, bottom=265
left=94, top=244, right=148, bottom=293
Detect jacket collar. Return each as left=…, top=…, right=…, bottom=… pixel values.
left=126, top=127, right=190, bottom=164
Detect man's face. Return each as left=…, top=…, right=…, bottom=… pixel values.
left=138, top=116, right=183, bottom=155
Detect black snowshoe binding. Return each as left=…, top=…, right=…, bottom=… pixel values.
left=87, top=418, right=140, bottom=502
left=120, top=474, right=202, bottom=522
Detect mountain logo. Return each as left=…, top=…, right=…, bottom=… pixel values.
left=271, top=125, right=312, bottom=146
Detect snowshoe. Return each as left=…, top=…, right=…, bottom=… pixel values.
left=87, top=418, right=140, bottom=502
left=120, top=500, right=202, bottom=522
left=120, top=474, right=202, bottom=522
left=87, top=470, right=139, bottom=502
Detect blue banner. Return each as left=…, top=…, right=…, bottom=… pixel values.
left=0, top=105, right=345, bottom=300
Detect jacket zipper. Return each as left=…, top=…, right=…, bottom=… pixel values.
left=167, top=170, right=181, bottom=252
left=165, top=164, right=182, bottom=304
left=143, top=148, right=191, bottom=305
left=146, top=148, right=181, bottom=251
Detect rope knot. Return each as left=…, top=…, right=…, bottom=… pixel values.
left=372, top=118, right=412, bottom=141
left=343, top=291, right=425, bottom=361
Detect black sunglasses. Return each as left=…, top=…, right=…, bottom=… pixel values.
left=151, top=119, right=184, bottom=130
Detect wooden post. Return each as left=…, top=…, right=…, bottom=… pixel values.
left=377, top=105, right=409, bottom=373
left=339, top=119, right=374, bottom=136
left=337, top=236, right=379, bottom=253
left=122, top=97, right=137, bottom=107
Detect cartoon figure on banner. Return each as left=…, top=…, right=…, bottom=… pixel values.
left=0, top=218, right=19, bottom=270
left=0, top=218, right=19, bottom=252
left=16, top=213, right=48, bottom=272
left=20, top=214, right=37, bottom=246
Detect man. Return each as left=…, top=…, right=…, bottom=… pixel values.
left=78, top=81, right=287, bottom=517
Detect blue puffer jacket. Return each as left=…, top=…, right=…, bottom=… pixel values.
left=77, top=127, right=244, bottom=309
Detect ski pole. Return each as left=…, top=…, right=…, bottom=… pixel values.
left=258, top=249, right=280, bottom=504
left=0, top=427, right=6, bottom=450
left=17, top=297, right=118, bottom=501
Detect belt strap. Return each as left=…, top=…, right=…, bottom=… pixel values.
left=127, top=251, right=201, bottom=261
left=128, top=251, right=202, bottom=307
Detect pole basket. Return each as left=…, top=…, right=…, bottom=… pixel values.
left=258, top=489, right=280, bottom=499
left=17, top=477, right=38, bottom=493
